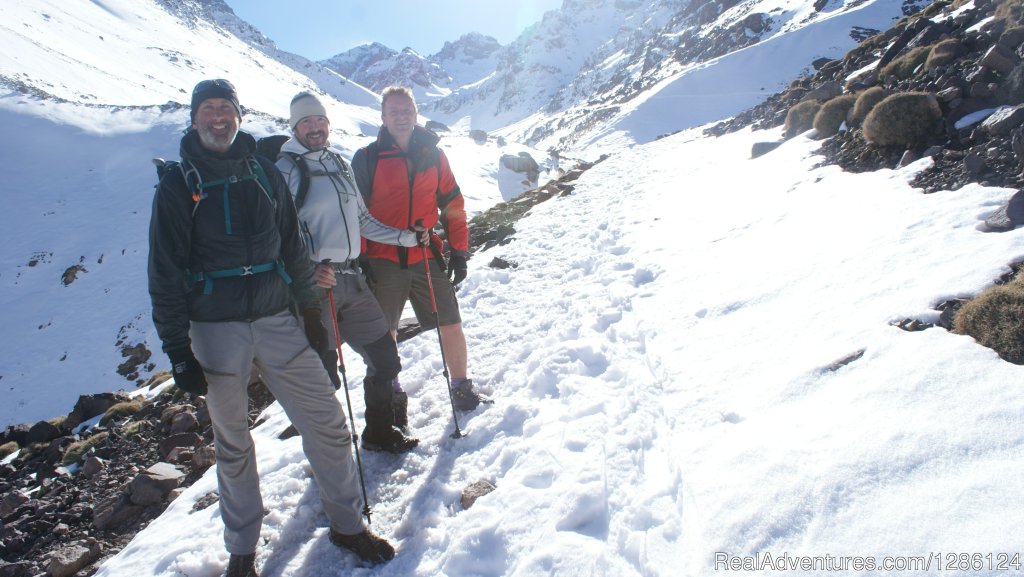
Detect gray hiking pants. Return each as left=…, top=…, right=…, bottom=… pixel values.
left=190, top=310, right=365, bottom=555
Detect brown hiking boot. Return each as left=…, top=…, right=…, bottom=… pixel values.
left=451, top=379, right=491, bottom=411
left=361, top=425, right=419, bottom=454
left=329, top=529, right=395, bottom=564
left=224, top=553, right=258, bottom=577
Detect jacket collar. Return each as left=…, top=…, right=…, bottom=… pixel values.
left=281, top=136, right=334, bottom=159
left=377, top=125, right=439, bottom=153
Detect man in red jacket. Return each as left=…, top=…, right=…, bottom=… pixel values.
left=352, top=86, right=488, bottom=414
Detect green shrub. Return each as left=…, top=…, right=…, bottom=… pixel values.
left=812, top=94, right=858, bottom=137
left=849, top=87, right=889, bottom=128
left=879, top=45, right=931, bottom=80
left=926, top=38, right=966, bottom=70
left=862, top=92, right=942, bottom=147
left=0, top=441, right=18, bottom=460
left=99, top=400, right=144, bottom=427
left=783, top=100, right=821, bottom=138
left=61, top=432, right=109, bottom=466
left=953, top=276, right=1024, bottom=364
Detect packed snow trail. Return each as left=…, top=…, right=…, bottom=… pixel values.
left=94, top=125, right=1024, bottom=577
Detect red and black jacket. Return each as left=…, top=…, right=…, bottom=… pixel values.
left=352, top=126, right=468, bottom=267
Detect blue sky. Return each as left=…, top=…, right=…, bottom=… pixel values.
left=224, top=0, right=563, bottom=60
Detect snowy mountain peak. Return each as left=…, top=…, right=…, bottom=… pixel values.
left=320, top=33, right=502, bottom=101
left=433, top=32, right=502, bottom=64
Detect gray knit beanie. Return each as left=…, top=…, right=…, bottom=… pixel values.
left=290, top=92, right=328, bottom=129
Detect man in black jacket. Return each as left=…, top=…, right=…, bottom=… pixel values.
left=148, top=79, right=393, bottom=577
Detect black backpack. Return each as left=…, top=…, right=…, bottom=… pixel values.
left=255, top=134, right=312, bottom=209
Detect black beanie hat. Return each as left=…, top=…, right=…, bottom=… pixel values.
left=190, top=79, right=242, bottom=122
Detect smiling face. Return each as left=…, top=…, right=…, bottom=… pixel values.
left=295, top=115, right=330, bottom=151
left=381, top=93, right=417, bottom=148
left=192, top=97, right=240, bottom=153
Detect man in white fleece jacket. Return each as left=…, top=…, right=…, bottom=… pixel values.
left=276, top=91, right=423, bottom=454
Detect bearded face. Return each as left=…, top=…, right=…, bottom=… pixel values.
left=192, top=98, right=240, bottom=153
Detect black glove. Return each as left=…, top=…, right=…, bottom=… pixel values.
left=448, top=254, right=468, bottom=286
left=358, top=255, right=376, bottom=291
left=168, top=348, right=208, bottom=396
left=301, top=308, right=328, bottom=354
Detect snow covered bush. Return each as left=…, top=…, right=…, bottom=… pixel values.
left=953, top=275, right=1024, bottom=364
left=783, top=99, right=821, bottom=138
left=99, top=400, right=144, bottom=427
left=849, top=86, right=889, bottom=128
left=925, top=38, right=966, bottom=70
left=0, top=441, right=17, bottom=460
left=879, top=45, right=930, bottom=81
left=812, top=93, right=857, bottom=137
left=61, top=432, right=109, bottom=466
left=862, top=91, right=942, bottom=147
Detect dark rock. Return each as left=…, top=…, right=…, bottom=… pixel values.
left=488, top=257, right=517, bottom=270
left=983, top=104, right=1024, bottom=135
left=66, top=393, right=130, bottom=430
left=897, top=149, right=920, bottom=168
left=1, top=424, right=30, bottom=447
left=982, top=43, right=1020, bottom=75
left=0, top=491, right=30, bottom=517
left=157, top=432, right=203, bottom=460
left=46, top=541, right=103, bottom=577
left=996, top=64, right=1024, bottom=104
left=800, top=80, right=842, bottom=102
left=127, top=463, right=184, bottom=506
left=936, top=298, right=970, bottom=329
left=425, top=119, right=449, bottom=132
left=964, top=150, right=987, bottom=175
left=169, top=411, right=199, bottom=435
left=26, top=421, right=62, bottom=445
left=751, top=141, right=783, bottom=158
left=500, top=152, right=540, bottom=177
left=822, top=348, right=866, bottom=371
left=192, top=445, right=217, bottom=470
left=460, top=479, right=496, bottom=509
left=0, top=561, right=31, bottom=577
left=811, top=57, right=834, bottom=71
left=91, top=494, right=144, bottom=531
left=80, top=456, right=105, bottom=478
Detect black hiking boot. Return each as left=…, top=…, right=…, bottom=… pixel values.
left=393, top=390, right=409, bottom=433
left=361, top=425, right=419, bottom=454
left=224, top=553, right=258, bottom=577
left=329, top=529, right=395, bottom=565
left=451, top=379, right=491, bottom=411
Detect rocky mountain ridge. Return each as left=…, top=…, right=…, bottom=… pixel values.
left=321, top=33, right=502, bottom=98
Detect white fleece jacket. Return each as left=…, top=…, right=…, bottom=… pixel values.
left=276, top=138, right=418, bottom=263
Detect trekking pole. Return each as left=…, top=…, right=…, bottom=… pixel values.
left=324, top=263, right=373, bottom=524
left=417, top=232, right=465, bottom=439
